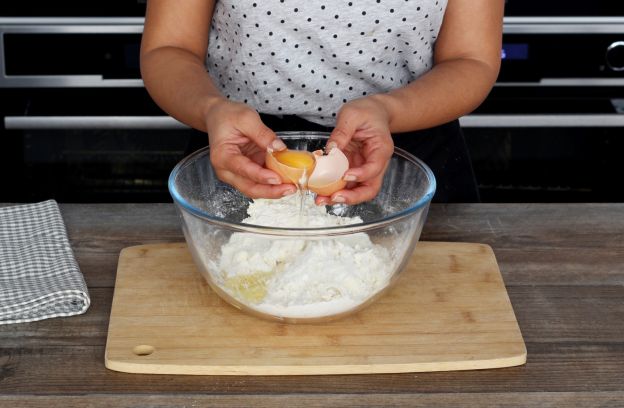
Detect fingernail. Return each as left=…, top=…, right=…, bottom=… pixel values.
left=270, top=139, right=287, bottom=151
left=326, top=141, right=338, bottom=152
left=343, top=174, right=357, bottom=182
left=267, top=178, right=281, bottom=185
left=332, top=195, right=346, bottom=203
left=282, top=188, right=297, bottom=196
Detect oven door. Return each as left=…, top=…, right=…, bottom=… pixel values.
left=461, top=94, right=624, bottom=202
left=2, top=17, right=624, bottom=202
left=459, top=18, right=624, bottom=202
left=0, top=17, right=145, bottom=88
left=1, top=87, right=200, bottom=203
left=0, top=17, right=202, bottom=203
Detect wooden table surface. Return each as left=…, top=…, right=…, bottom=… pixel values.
left=1, top=203, right=623, bottom=407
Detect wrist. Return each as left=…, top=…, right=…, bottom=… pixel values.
left=367, top=93, right=398, bottom=129
left=201, top=95, right=228, bottom=121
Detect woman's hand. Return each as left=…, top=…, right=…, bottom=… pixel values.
left=318, top=96, right=395, bottom=205
left=204, top=99, right=297, bottom=199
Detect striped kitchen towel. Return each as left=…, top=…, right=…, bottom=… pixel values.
left=0, top=200, right=90, bottom=324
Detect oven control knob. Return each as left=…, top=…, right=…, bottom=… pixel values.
left=606, top=41, right=624, bottom=72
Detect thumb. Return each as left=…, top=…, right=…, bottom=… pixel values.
left=328, top=108, right=358, bottom=151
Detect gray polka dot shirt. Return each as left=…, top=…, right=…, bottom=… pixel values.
left=206, top=0, right=448, bottom=126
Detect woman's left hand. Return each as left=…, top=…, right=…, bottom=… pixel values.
left=317, top=96, right=395, bottom=206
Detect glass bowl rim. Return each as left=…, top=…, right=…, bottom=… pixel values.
left=168, top=131, right=436, bottom=236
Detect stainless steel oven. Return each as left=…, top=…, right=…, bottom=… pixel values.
left=0, top=5, right=202, bottom=202
left=460, top=13, right=624, bottom=202
left=1, top=3, right=623, bottom=202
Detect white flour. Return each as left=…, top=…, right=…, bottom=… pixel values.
left=211, top=193, right=393, bottom=318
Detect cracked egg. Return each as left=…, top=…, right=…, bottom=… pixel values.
left=266, top=146, right=349, bottom=196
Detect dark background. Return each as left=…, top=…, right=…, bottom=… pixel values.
left=1, top=1, right=623, bottom=203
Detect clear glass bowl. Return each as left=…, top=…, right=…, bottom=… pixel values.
left=168, top=132, right=436, bottom=323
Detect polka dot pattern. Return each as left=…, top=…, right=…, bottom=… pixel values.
left=206, top=0, right=447, bottom=126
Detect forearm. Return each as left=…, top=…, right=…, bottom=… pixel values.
left=141, top=46, right=224, bottom=132
left=374, top=57, right=499, bottom=133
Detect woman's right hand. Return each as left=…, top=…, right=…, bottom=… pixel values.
left=204, top=98, right=297, bottom=199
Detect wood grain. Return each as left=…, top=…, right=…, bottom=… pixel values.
left=1, top=286, right=622, bottom=348
left=56, top=203, right=624, bottom=287
left=104, top=242, right=526, bottom=375
left=2, top=392, right=624, bottom=408
left=1, top=203, right=623, bottom=406
left=3, top=343, right=624, bottom=394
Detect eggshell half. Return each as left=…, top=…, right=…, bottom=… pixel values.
left=308, top=147, right=349, bottom=196
left=265, top=149, right=315, bottom=185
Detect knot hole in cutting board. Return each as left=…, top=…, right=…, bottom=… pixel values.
left=132, top=345, right=155, bottom=356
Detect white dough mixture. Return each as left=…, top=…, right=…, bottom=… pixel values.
left=210, top=193, right=394, bottom=318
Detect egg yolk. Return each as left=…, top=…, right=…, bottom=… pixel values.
left=273, top=150, right=315, bottom=171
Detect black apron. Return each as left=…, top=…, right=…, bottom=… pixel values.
left=188, top=114, right=480, bottom=203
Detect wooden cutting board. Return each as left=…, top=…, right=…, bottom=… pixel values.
left=105, top=242, right=526, bottom=375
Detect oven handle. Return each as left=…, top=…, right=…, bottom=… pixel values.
left=2, top=16, right=624, bottom=32
left=5, top=114, right=624, bottom=130
left=4, top=116, right=190, bottom=130
left=460, top=115, right=624, bottom=128
left=497, top=78, right=624, bottom=87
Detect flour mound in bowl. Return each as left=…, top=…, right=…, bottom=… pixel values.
left=211, top=194, right=394, bottom=319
